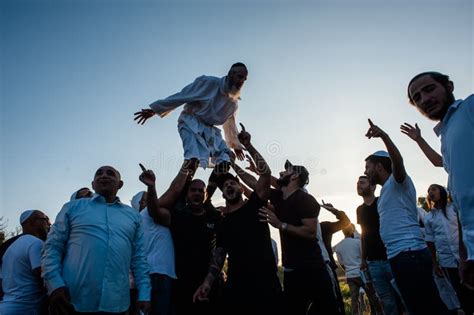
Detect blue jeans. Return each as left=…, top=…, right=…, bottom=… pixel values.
left=150, top=273, right=173, bottom=315
left=367, top=260, right=399, bottom=315
left=389, top=248, right=448, bottom=315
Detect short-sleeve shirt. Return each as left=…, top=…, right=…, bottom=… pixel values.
left=377, top=175, right=426, bottom=259
left=0, top=234, right=45, bottom=309
left=171, top=202, right=222, bottom=286
left=270, top=189, right=324, bottom=269
left=356, top=198, right=388, bottom=261
left=434, top=95, right=474, bottom=259
left=424, top=204, right=460, bottom=268
left=217, top=192, right=279, bottom=293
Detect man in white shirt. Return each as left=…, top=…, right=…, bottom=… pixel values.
left=333, top=224, right=380, bottom=315
left=406, top=71, right=474, bottom=287
left=134, top=63, right=248, bottom=199
left=0, top=209, right=51, bottom=315
left=132, top=164, right=178, bottom=315
left=42, top=166, right=151, bottom=315
left=365, top=120, right=447, bottom=315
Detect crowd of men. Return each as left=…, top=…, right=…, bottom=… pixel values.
left=0, top=66, right=473, bottom=315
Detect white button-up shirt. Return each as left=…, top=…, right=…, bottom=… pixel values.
left=424, top=204, right=460, bottom=268
left=434, top=95, right=474, bottom=259
left=42, top=194, right=151, bottom=313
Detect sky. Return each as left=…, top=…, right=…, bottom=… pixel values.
left=1, top=0, right=473, bottom=253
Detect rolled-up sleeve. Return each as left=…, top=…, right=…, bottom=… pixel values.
left=41, top=203, right=71, bottom=294
left=130, top=217, right=151, bottom=302
left=222, top=114, right=244, bottom=150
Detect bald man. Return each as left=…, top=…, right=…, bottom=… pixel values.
left=42, top=166, right=151, bottom=315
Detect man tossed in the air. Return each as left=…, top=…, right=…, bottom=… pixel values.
left=134, top=63, right=248, bottom=199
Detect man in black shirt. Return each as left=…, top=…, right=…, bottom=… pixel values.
left=193, top=125, right=282, bottom=315
left=147, top=162, right=222, bottom=315
left=319, top=204, right=351, bottom=271
left=356, top=175, right=399, bottom=315
left=260, top=160, right=339, bottom=315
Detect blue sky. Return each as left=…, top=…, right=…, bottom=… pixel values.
left=1, top=0, right=472, bottom=247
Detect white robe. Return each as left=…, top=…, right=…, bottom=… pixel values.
left=149, top=75, right=243, bottom=168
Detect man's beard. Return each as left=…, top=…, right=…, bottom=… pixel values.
left=225, top=192, right=241, bottom=205
left=424, top=91, right=455, bottom=121
left=228, top=85, right=240, bottom=102
left=276, top=174, right=291, bottom=187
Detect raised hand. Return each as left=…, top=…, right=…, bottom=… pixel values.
left=245, top=154, right=259, bottom=175
left=365, top=119, right=386, bottom=139
left=134, top=109, right=155, bottom=125
left=234, top=149, right=245, bottom=161
left=237, top=123, right=251, bottom=148
left=400, top=123, right=421, bottom=141
left=139, top=163, right=156, bottom=187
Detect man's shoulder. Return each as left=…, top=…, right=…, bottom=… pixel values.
left=195, top=75, right=220, bottom=84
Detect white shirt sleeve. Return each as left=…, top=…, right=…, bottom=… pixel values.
left=424, top=214, right=435, bottom=243
left=149, top=76, right=210, bottom=118
left=28, top=238, right=44, bottom=270
left=42, top=203, right=71, bottom=294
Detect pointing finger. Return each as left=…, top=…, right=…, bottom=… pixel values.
left=139, top=163, right=147, bottom=172
left=239, top=123, right=246, bottom=132
left=368, top=119, right=374, bottom=127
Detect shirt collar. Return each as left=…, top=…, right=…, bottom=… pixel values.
left=92, top=193, right=122, bottom=205
left=434, top=99, right=463, bottom=136
left=219, top=76, right=228, bottom=95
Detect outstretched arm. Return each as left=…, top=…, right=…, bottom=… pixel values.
left=230, top=161, right=258, bottom=191
left=366, top=119, right=406, bottom=183
left=158, top=161, right=193, bottom=209
left=245, top=154, right=280, bottom=189
left=139, top=163, right=171, bottom=226
left=238, top=124, right=271, bottom=200
left=223, top=115, right=245, bottom=160
left=320, top=201, right=351, bottom=232
left=400, top=123, right=443, bottom=167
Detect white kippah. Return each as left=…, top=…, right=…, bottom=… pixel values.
left=372, top=150, right=390, bottom=158
left=20, top=210, right=36, bottom=224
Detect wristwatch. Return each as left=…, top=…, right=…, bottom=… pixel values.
left=280, top=222, right=288, bottom=231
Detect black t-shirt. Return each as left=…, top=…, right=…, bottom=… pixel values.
left=217, top=192, right=279, bottom=293
left=356, top=198, right=387, bottom=261
left=320, top=211, right=351, bottom=269
left=270, top=189, right=324, bottom=269
left=171, top=201, right=222, bottom=286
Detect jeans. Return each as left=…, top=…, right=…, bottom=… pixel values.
left=367, top=260, right=399, bottom=315
left=347, top=277, right=382, bottom=315
left=150, top=273, right=173, bottom=315
left=389, top=248, right=448, bottom=315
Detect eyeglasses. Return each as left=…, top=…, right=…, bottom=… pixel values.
left=35, top=217, right=50, bottom=223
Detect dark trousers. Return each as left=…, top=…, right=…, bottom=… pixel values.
left=284, top=265, right=340, bottom=315
left=389, top=248, right=448, bottom=315
left=444, top=267, right=474, bottom=314
left=150, top=273, right=173, bottom=315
